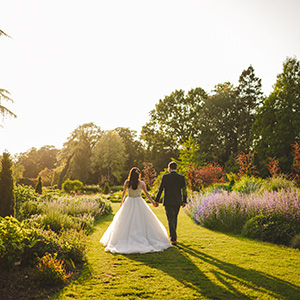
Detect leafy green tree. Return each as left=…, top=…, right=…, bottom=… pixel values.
left=16, top=146, right=59, bottom=179
left=199, top=82, right=238, bottom=165
left=91, top=130, right=127, bottom=184
left=115, top=127, right=145, bottom=179
left=57, top=152, right=74, bottom=189
left=141, top=88, right=207, bottom=171
left=59, top=123, right=102, bottom=184
left=173, top=136, right=206, bottom=176
left=252, top=57, right=300, bottom=175
left=0, top=151, right=15, bottom=217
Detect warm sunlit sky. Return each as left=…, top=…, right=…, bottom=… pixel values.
left=1, top=0, right=300, bottom=156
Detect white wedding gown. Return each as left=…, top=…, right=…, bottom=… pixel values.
left=100, top=188, right=172, bottom=254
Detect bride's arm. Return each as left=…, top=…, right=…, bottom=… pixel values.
left=120, top=181, right=128, bottom=206
left=140, top=181, right=158, bottom=207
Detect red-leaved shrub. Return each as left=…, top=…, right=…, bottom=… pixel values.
left=187, top=163, right=225, bottom=191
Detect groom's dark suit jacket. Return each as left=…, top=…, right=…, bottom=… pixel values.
left=155, top=171, right=187, bottom=206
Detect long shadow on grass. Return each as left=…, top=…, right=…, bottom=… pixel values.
left=127, top=246, right=251, bottom=299
left=179, top=244, right=300, bottom=300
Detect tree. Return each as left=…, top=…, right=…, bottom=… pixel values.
left=38, top=167, right=54, bottom=187
left=142, top=162, right=157, bottom=189
left=173, top=136, right=206, bottom=177
left=16, top=146, right=59, bottom=179
left=0, top=151, right=15, bottom=217
left=115, top=127, right=145, bottom=180
left=35, top=176, right=43, bottom=194
left=91, top=130, right=127, bottom=184
left=252, top=57, right=300, bottom=175
left=0, top=30, right=16, bottom=124
left=199, top=83, right=239, bottom=165
left=57, top=152, right=75, bottom=189
left=141, top=88, right=207, bottom=171
left=236, top=65, right=264, bottom=152
left=58, top=123, right=102, bottom=184
left=0, top=89, right=17, bottom=124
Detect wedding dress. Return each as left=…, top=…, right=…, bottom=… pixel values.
left=100, top=188, right=172, bottom=254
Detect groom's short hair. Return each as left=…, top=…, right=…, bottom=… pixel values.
left=168, top=161, right=177, bottom=170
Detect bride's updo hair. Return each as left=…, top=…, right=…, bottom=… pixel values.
left=127, top=167, right=141, bottom=190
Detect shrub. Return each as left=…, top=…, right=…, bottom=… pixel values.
left=242, top=214, right=300, bottom=245
left=142, top=162, right=157, bottom=189
left=236, top=151, right=259, bottom=177
left=35, top=176, right=43, bottom=194
left=186, top=188, right=300, bottom=240
left=62, top=179, right=83, bottom=194
left=81, top=185, right=101, bottom=194
left=15, top=184, right=38, bottom=220
left=233, top=176, right=262, bottom=194
left=290, top=234, right=300, bottom=249
left=17, top=200, right=42, bottom=221
left=187, top=163, right=225, bottom=191
left=59, top=229, right=87, bottom=265
left=0, top=216, right=28, bottom=268
left=0, top=216, right=87, bottom=269
left=259, top=176, right=296, bottom=192
left=102, top=182, right=110, bottom=194
left=35, top=253, right=72, bottom=286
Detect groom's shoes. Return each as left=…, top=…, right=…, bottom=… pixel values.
left=171, top=240, right=177, bottom=246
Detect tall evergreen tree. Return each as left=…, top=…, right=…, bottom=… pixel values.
left=0, top=151, right=16, bottom=217
left=236, top=65, right=264, bottom=152
left=35, top=176, right=43, bottom=194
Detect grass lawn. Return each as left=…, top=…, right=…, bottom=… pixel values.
left=51, top=203, right=300, bottom=300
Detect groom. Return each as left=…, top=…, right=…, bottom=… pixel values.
left=155, top=161, right=187, bottom=245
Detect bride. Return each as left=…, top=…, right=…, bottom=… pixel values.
left=100, top=167, right=172, bottom=254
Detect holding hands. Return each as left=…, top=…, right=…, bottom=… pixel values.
left=152, top=202, right=159, bottom=208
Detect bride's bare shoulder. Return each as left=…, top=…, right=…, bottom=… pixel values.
left=138, top=180, right=146, bottom=188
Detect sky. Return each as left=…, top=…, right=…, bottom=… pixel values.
left=1, top=0, right=300, bottom=156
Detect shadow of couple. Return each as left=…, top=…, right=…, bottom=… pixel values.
left=127, top=243, right=300, bottom=299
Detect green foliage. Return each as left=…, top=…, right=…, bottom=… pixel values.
left=103, top=182, right=110, bottom=194
left=0, top=216, right=88, bottom=269
left=39, top=210, right=77, bottom=233
left=259, top=176, right=296, bottom=192
left=57, top=152, right=75, bottom=189
left=59, top=123, right=102, bottom=185
left=35, top=176, right=43, bottom=194
left=232, top=176, right=262, bottom=194
left=59, top=229, right=87, bottom=265
left=173, top=136, right=206, bottom=177
left=81, top=185, right=101, bottom=194
left=91, top=130, right=127, bottom=184
left=252, top=57, right=300, bottom=175
left=14, top=184, right=37, bottom=220
left=0, top=88, right=16, bottom=121
left=290, top=234, right=300, bottom=249
left=16, top=146, right=59, bottom=179
left=62, top=179, right=83, bottom=193
left=35, top=252, right=72, bottom=286
left=0, top=151, right=16, bottom=217
left=17, top=200, right=42, bottom=221
left=141, top=88, right=207, bottom=171
left=242, top=214, right=300, bottom=245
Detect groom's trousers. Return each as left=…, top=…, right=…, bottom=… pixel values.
left=165, top=205, right=180, bottom=242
